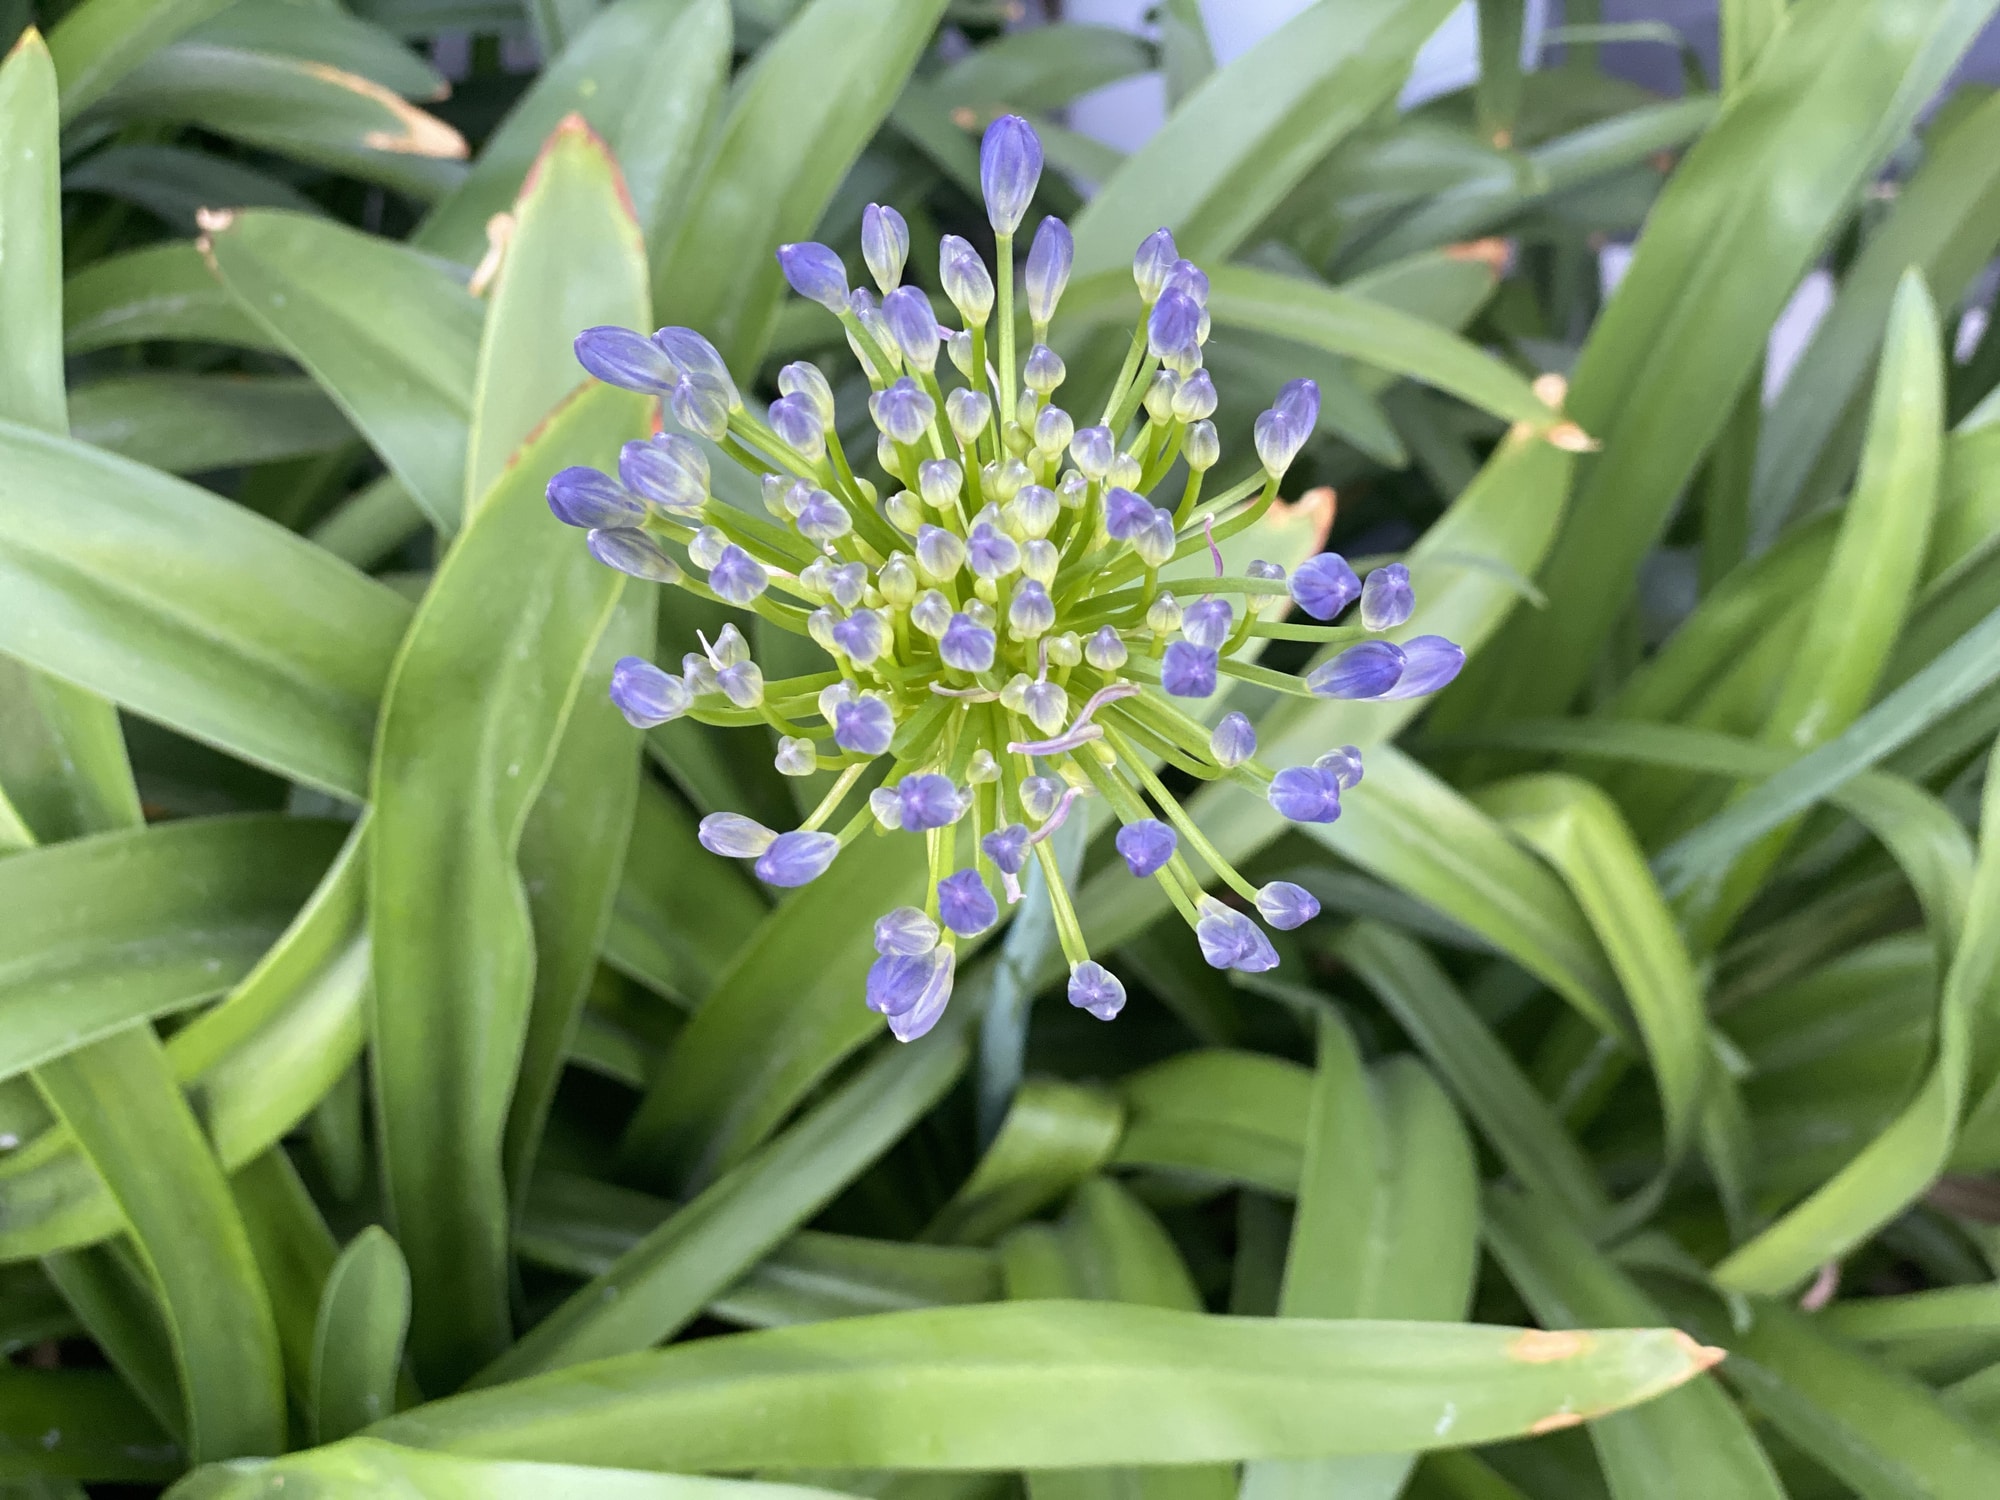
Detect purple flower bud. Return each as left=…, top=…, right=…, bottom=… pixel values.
left=1360, top=564, right=1414, bottom=631
left=1067, top=960, right=1126, bottom=1021
left=653, top=328, right=733, bottom=394
left=875, top=906, right=939, bottom=956
left=1103, top=486, right=1152, bottom=541
left=1253, top=407, right=1309, bottom=476
left=887, top=946, right=956, bottom=1042
left=938, top=869, right=999, bottom=937
left=715, top=659, right=763, bottom=708
left=912, top=590, right=953, bottom=637
left=1210, top=711, right=1256, bottom=767
left=1025, top=216, right=1073, bottom=325
left=1288, top=553, right=1361, bottom=621
left=982, top=823, right=1031, bottom=876
left=1307, top=640, right=1407, bottom=700
left=575, top=325, right=678, bottom=392
left=834, top=692, right=895, bottom=755
left=1172, top=369, right=1218, bottom=423
left=828, top=561, right=867, bottom=609
left=1008, top=581, right=1055, bottom=639
left=705, top=544, right=768, bottom=605
left=1316, top=745, right=1364, bottom=788
left=966, top=522, right=1021, bottom=580
left=940, top=235, right=995, bottom=324
left=861, top=203, right=909, bottom=291
left=1256, top=881, right=1320, bottom=931
left=609, top=656, right=690, bottom=727
left=1115, top=818, right=1177, bottom=878
left=1182, top=597, right=1234, bottom=650
left=755, top=830, right=840, bottom=887
left=1266, top=765, right=1342, bottom=824
left=1147, top=288, right=1202, bottom=360
left=868, top=947, right=945, bottom=1017
left=1195, top=902, right=1280, bottom=973
left=778, top=361, right=835, bottom=426
left=777, top=241, right=849, bottom=310
left=898, top=774, right=965, bottom=832
left=916, top=524, right=967, bottom=581
left=776, top=737, right=816, bottom=776
left=1161, top=640, right=1218, bottom=698
left=1379, top=635, right=1465, bottom=699
left=1163, top=259, right=1209, bottom=308
left=1085, top=626, right=1128, bottom=670
left=768, top=394, right=826, bottom=461
left=872, top=377, right=935, bottom=445
left=699, top=811, right=776, bottom=858
left=1021, top=679, right=1067, bottom=735
left=1070, top=425, right=1116, bottom=480
left=1275, top=377, right=1320, bottom=431
left=795, top=489, right=852, bottom=543
left=980, top=114, right=1043, bottom=234
left=831, top=609, right=890, bottom=667
left=940, top=613, right=997, bottom=673
left=588, top=527, right=683, bottom=583
left=1020, top=775, right=1064, bottom=821
left=1133, top=228, right=1177, bottom=304
left=882, top=286, right=942, bottom=374
left=671, top=375, right=732, bottom=441
left=947, top=387, right=992, bottom=445
left=619, top=434, right=709, bottom=512
left=548, top=466, right=645, bottom=529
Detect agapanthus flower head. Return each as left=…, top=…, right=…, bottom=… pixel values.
left=558, top=114, right=1463, bottom=1043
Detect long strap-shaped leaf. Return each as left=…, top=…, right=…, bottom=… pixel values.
left=371, top=1301, right=1719, bottom=1470
left=369, top=125, right=650, bottom=1386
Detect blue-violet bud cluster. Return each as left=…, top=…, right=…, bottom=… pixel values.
left=553, top=115, right=1464, bottom=1042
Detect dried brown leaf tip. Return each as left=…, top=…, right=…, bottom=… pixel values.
left=1672, top=1329, right=1727, bottom=1371
left=1446, top=237, right=1513, bottom=272
left=1514, top=372, right=1598, bottom=452
left=300, top=63, right=469, bottom=159
left=1529, top=1410, right=1585, bottom=1435
left=469, top=213, right=516, bottom=298
left=1508, top=1328, right=1593, bottom=1363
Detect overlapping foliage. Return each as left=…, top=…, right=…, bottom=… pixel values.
left=7, top=0, right=2000, bottom=1496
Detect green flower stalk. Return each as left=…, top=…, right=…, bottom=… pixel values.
left=550, top=115, right=1463, bottom=1041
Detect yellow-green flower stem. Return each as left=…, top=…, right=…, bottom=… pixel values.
left=995, top=231, right=1017, bottom=439
left=1140, top=425, right=1188, bottom=493
left=1173, top=468, right=1206, bottom=526
left=1102, top=724, right=1261, bottom=903
left=1106, top=352, right=1160, bottom=435
left=799, top=762, right=870, bottom=832
left=1072, top=749, right=1204, bottom=927
left=1096, top=314, right=1150, bottom=427
left=836, top=306, right=901, bottom=389
left=1031, top=836, right=1091, bottom=967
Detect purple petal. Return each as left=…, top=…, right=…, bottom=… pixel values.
left=1306, top=640, right=1407, bottom=700
left=754, top=831, right=841, bottom=887
left=1378, top=635, right=1465, bottom=699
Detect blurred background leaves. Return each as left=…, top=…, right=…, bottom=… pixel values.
left=7, top=0, right=2000, bottom=1497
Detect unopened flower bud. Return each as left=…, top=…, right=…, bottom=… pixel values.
left=1025, top=216, right=1073, bottom=327
left=946, top=329, right=975, bottom=379
left=1106, top=451, right=1142, bottom=490
left=776, top=736, right=818, bottom=776
left=1032, top=405, right=1074, bottom=455
left=916, top=524, right=966, bottom=581
left=1024, top=343, right=1065, bottom=394
left=886, top=488, right=923, bottom=532
left=575, top=325, right=678, bottom=393
left=882, top=285, right=942, bottom=374
left=1143, top=370, right=1179, bottom=422
left=688, top=525, right=727, bottom=568
left=1070, top=425, right=1115, bottom=480
left=1173, top=370, right=1217, bottom=422
left=1008, top=581, right=1055, bottom=639
left=777, top=241, right=849, bottom=311
left=769, top=393, right=825, bottom=462
left=1147, top=592, right=1182, bottom=634
left=1012, top=485, right=1059, bottom=539
left=1085, top=625, right=1127, bottom=670
left=1133, top=228, right=1176, bottom=304
left=878, top=553, right=917, bottom=607
left=980, top=114, right=1043, bottom=235
left=1185, top=419, right=1220, bottom=471
left=861, top=203, right=909, bottom=291
left=947, top=387, right=992, bottom=446
left=919, top=458, right=963, bottom=511
left=778, top=361, right=835, bottom=426
left=1045, top=630, right=1081, bottom=667
left=940, top=235, right=995, bottom=324
left=911, top=589, right=952, bottom=637
left=872, top=377, right=935, bottom=445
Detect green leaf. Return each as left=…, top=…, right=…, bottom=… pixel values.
left=1112, top=1049, right=1311, bottom=1195
left=186, top=0, right=449, bottom=100
left=1473, top=774, right=1708, bottom=1176
left=652, top=0, right=948, bottom=368
left=43, top=0, right=235, bottom=120
left=307, top=473, right=428, bottom=570
left=0, top=815, right=343, bottom=1083
left=168, top=1438, right=858, bottom=1500
left=0, top=418, right=410, bottom=797
left=1244, top=1017, right=1479, bottom=1500
left=372, top=1303, right=1719, bottom=1469
left=40, top=1243, right=182, bottom=1439
left=68, top=373, right=352, bottom=474
left=1677, top=270, right=1944, bottom=943
left=603, top=776, right=768, bottom=1006
left=205, top=209, right=483, bottom=532
left=516, top=1170, right=1000, bottom=1326
left=1757, top=89, right=2000, bottom=540
left=229, top=1148, right=341, bottom=1413
left=62, top=242, right=277, bottom=355
left=506, top=584, right=655, bottom=1202
left=1820, top=1282, right=2000, bottom=1379
left=1454, top=0, right=2000, bottom=725
left=0, top=1366, right=178, bottom=1482
left=0, top=821, right=367, bottom=1261
left=924, top=1078, right=1125, bottom=1246
left=617, top=830, right=927, bottom=1193
left=1337, top=923, right=1611, bottom=1228
left=36, top=1025, right=286, bottom=1461
left=478, top=1021, right=969, bottom=1384
left=416, top=0, right=731, bottom=265
left=310, top=1227, right=412, bottom=1443
left=465, top=115, right=649, bottom=511
left=85, top=43, right=467, bottom=200
left=1655, top=1283, right=2000, bottom=1500
left=0, top=658, right=141, bottom=845
left=933, top=24, right=1153, bottom=113
left=1483, top=1189, right=1786, bottom=1500
left=370, top=380, right=651, bottom=1390
left=1068, top=0, right=1463, bottom=278
left=64, top=143, right=324, bottom=231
